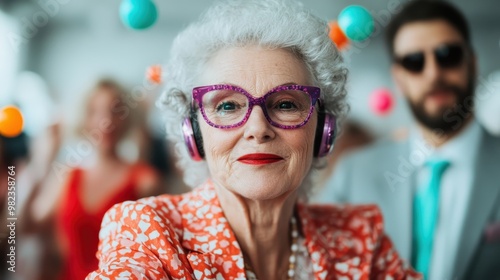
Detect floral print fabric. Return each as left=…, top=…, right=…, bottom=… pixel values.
left=87, top=180, right=421, bottom=280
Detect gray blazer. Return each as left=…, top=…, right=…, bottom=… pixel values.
left=315, top=128, right=500, bottom=279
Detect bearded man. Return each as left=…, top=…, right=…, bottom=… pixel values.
left=316, top=1, right=500, bottom=279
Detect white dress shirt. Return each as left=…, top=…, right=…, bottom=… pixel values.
left=411, top=119, right=482, bottom=280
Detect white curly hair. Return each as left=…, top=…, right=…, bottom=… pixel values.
left=157, top=0, right=349, bottom=197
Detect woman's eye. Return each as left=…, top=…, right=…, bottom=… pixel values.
left=277, top=101, right=297, bottom=110
left=216, top=102, right=237, bottom=112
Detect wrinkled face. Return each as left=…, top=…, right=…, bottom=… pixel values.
left=197, top=46, right=318, bottom=200
left=84, top=88, right=127, bottom=150
left=392, top=19, right=476, bottom=132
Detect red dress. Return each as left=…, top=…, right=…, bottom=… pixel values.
left=56, top=164, right=146, bottom=280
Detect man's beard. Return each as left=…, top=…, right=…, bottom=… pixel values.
left=408, top=76, right=475, bottom=133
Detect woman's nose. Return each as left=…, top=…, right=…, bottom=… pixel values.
left=242, top=106, right=276, bottom=143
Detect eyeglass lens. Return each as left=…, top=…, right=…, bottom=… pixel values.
left=397, top=44, right=464, bottom=73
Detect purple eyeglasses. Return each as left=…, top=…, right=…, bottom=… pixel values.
left=192, top=84, right=321, bottom=129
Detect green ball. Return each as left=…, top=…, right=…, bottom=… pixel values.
left=338, top=5, right=374, bottom=41
left=120, top=0, right=158, bottom=30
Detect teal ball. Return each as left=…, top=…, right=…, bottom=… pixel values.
left=120, top=0, right=158, bottom=30
left=338, top=5, right=374, bottom=41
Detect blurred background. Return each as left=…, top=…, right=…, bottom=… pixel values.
left=1, top=0, right=499, bottom=138
left=0, top=0, right=499, bottom=279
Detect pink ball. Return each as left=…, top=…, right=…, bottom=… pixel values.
left=369, top=88, right=394, bottom=115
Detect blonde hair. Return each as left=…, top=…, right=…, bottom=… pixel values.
left=73, top=78, right=135, bottom=141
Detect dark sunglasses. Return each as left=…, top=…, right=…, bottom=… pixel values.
left=394, top=44, right=465, bottom=73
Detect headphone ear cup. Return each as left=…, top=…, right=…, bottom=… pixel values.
left=314, top=113, right=336, bottom=158
left=191, top=112, right=205, bottom=158
left=181, top=112, right=205, bottom=161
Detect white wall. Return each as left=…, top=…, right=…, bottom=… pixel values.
left=0, top=10, right=21, bottom=105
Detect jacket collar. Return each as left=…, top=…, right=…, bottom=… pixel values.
left=178, top=180, right=246, bottom=277
left=297, top=203, right=335, bottom=278
left=178, top=180, right=337, bottom=279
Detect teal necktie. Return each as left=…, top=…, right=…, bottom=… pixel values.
left=412, top=159, right=450, bottom=279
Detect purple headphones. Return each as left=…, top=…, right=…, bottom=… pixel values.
left=182, top=111, right=336, bottom=161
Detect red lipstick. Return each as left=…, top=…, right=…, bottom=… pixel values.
left=237, top=153, right=284, bottom=165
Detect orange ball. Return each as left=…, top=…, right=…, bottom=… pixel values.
left=328, top=21, right=349, bottom=50
left=0, top=106, right=24, bottom=138
left=146, top=65, right=162, bottom=84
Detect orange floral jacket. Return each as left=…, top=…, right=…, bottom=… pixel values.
left=87, top=180, right=421, bottom=280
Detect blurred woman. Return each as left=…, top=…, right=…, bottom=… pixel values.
left=24, top=79, right=161, bottom=280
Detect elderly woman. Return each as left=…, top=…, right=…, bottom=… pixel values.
left=87, top=0, right=421, bottom=279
